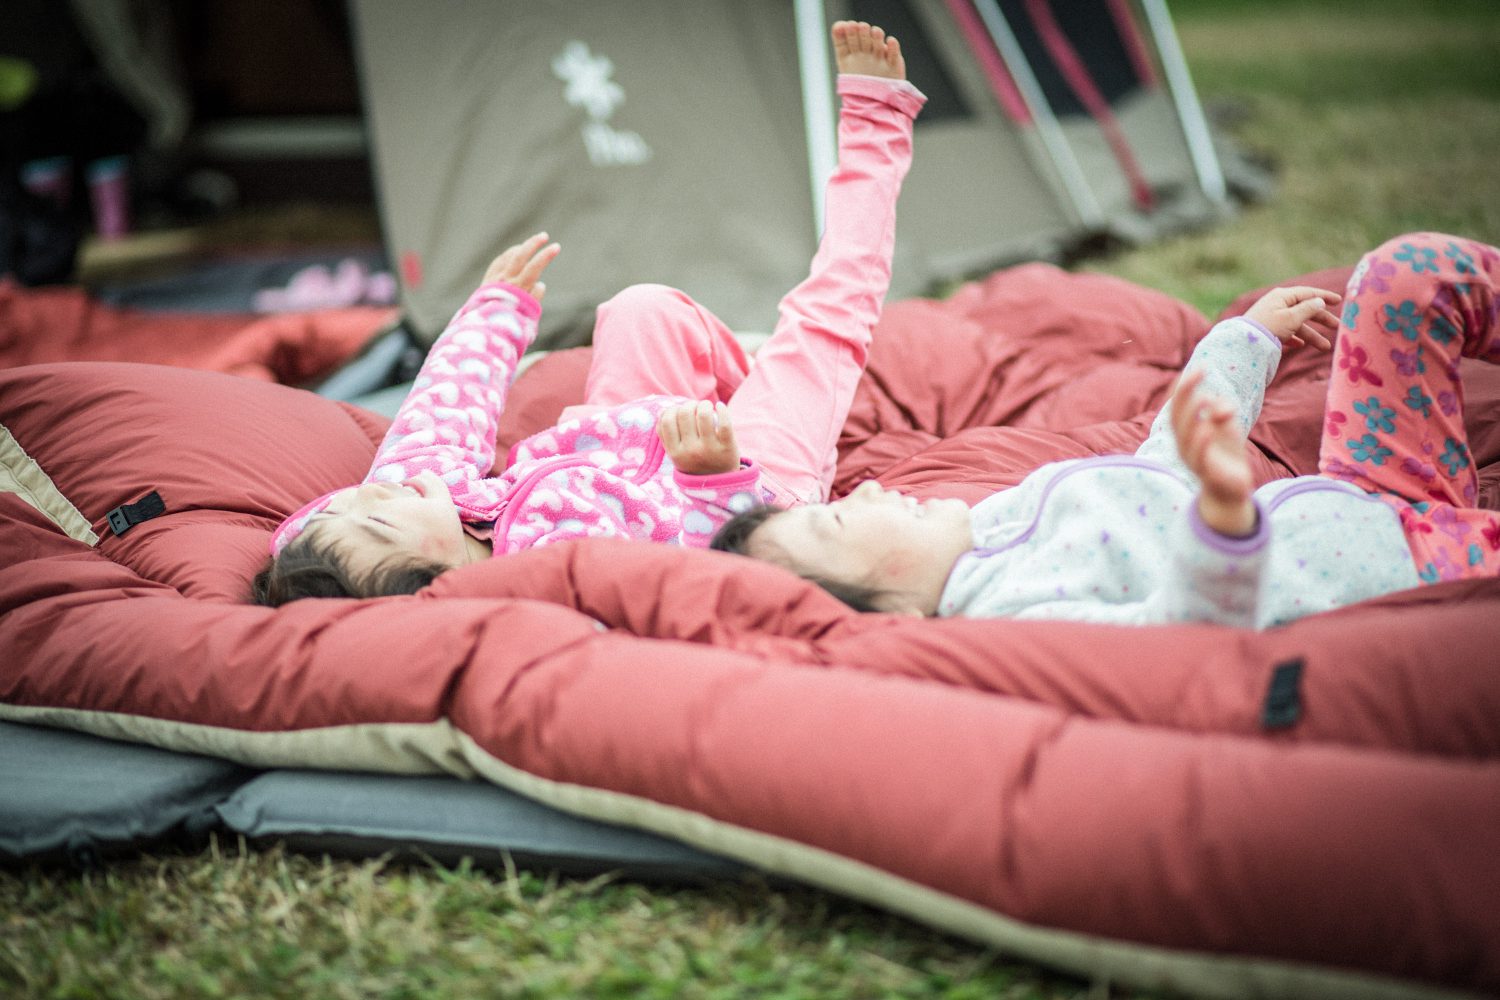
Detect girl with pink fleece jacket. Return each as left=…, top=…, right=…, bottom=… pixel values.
left=253, top=21, right=925, bottom=605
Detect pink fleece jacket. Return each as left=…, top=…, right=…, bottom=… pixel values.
left=396, top=281, right=761, bottom=551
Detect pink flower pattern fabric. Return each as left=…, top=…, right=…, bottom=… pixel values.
left=1319, top=232, right=1500, bottom=583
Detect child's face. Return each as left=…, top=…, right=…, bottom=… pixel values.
left=304, top=470, right=474, bottom=579
left=748, top=480, right=973, bottom=615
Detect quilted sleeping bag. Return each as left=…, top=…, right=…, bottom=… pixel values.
left=2, top=263, right=1497, bottom=1000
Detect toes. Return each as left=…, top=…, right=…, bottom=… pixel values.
left=831, top=20, right=852, bottom=55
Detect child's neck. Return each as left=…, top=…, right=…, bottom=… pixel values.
left=464, top=534, right=494, bottom=564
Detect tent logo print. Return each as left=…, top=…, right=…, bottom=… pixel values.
left=552, top=41, right=652, bottom=168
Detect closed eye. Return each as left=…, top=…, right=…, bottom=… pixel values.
left=357, top=519, right=398, bottom=543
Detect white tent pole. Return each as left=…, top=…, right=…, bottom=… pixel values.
left=1139, top=0, right=1228, bottom=205
left=970, top=0, right=1105, bottom=228
left=794, top=0, right=837, bottom=238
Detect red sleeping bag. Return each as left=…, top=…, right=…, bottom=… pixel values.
left=0, top=278, right=392, bottom=383
left=2, top=263, right=1496, bottom=1000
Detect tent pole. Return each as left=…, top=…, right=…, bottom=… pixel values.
left=968, top=0, right=1105, bottom=228
left=1138, top=0, right=1228, bottom=206
left=794, top=0, right=837, bottom=238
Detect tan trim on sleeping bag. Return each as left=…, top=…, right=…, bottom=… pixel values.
left=451, top=734, right=1482, bottom=1000
left=0, top=421, right=99, bottom=545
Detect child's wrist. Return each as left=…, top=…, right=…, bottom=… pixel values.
left=472, top=280, right=542, bottom=320
left=1194, top=494, right=1260, bottom=542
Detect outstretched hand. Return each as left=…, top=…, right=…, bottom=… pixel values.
left=658, top=401, right=740, bottom=476
left=1243, top=285, right=1340, bottom=351
left=1171, top=369, right=1257, bottom=538
left=483, top=232, right=561, bottom=301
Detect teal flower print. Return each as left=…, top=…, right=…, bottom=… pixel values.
left=1403, top=386, right=1433, bottom=417
left=1352, top=396, right=1395, bottom=432
left=1440, top=437, right=1471, bottom=476
left=1341, top=300, right=1360, bottom=329
left=1468, top=543, right=1485, bottom=567
left=1429, top=314, right=1459, bottom=345
left=1393, top=241, right=1439, bottom=274
left=1445, top=241, right=1476, bottom=276
left=1382, top=300, right=1423, bottom=341
left=1418, top=562, right=1440, bottom=584
left=1347, top=433, right=1392, bottom=465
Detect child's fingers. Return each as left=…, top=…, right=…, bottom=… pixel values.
left=672, top=403, right=697, bottom=442
left=1285, top=285, right=1341, bottom=305
left=1269, top=296, right=1330, bottom=348
left=518, top=242, right=561, bottom=288
left=714, top=402, right=736, bottom=448
left=500, top=232, right=548, bottom=268
left=656, top=408, right=681, bottom=448
left=1286, top=296, right=1327, bottom=324
left=693, top=401, right=717, bottom=441
left=1297, top=321, right=1333, bottom=350
left=484, top=232, right=550, bottom=284
left=1273, top=285, right=1340, bottom=307
left=662, top=405, right=699, bottom=449
left=1185, top=408, right=1233, bottom=476
left=1183, top=418, right=1215, bottom=473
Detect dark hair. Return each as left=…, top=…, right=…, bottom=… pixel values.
left=249, top=535, right=446, bottom=607
left=710, top=503, right=785, bottom=556
left=710, top=503, right=890, bottom=614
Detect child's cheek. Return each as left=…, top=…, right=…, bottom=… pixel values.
left=876, top=552, right=915, bottom=585
left=419, top=535, right=458, bottom=565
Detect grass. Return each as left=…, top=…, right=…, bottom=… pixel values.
left=3, top=842, right=1088, bottom=1000
left=1083, top=0, right=1500, bottom=316
left=8, top=2, right=1500, bottom=998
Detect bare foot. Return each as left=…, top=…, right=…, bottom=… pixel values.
left=1170, top=370, right=1257, bottom=537
left=831, top=20, right=905, bottom=80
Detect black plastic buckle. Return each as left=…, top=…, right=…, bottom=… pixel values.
left=1261, top=658, right=1305, bottom=730
left=104, top=490, right=166, bottom=537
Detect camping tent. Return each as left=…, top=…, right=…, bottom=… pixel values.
left=350, top=0, right=1231, bottom=349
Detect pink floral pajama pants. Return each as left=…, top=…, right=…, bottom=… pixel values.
left=1320, top=232, right=1500, bottom=583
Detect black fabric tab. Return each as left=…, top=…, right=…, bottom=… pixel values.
left=1261, top=658, right=1305, bottom=730
left=105, top=491, right=166, bottom=537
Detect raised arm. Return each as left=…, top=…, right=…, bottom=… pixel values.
left=1135, top=286, right=1339, bottom=479
left=366, top=235, right=559, bottom=485
left=1151, top=286, right=1339, bottom=625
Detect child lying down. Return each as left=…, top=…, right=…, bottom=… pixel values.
left=711, top=233, right=1500, bottom=629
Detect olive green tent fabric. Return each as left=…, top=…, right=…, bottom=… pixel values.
left=350, top=0, right=1230, bottom=349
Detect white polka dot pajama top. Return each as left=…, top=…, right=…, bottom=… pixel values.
left=938, top=317, right=1421, bottom=628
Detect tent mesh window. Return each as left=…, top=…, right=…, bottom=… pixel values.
left=993, top=0, right=1145, bottom=115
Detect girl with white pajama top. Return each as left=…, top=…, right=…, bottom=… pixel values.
left=725, top=232, right=1500, bottom=628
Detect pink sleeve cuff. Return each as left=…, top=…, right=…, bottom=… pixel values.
left=464, top=281, right=542, bottom=321
left=837, top=74, right=927, bottom=118
left=672, top=459, right=761, bottom=493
